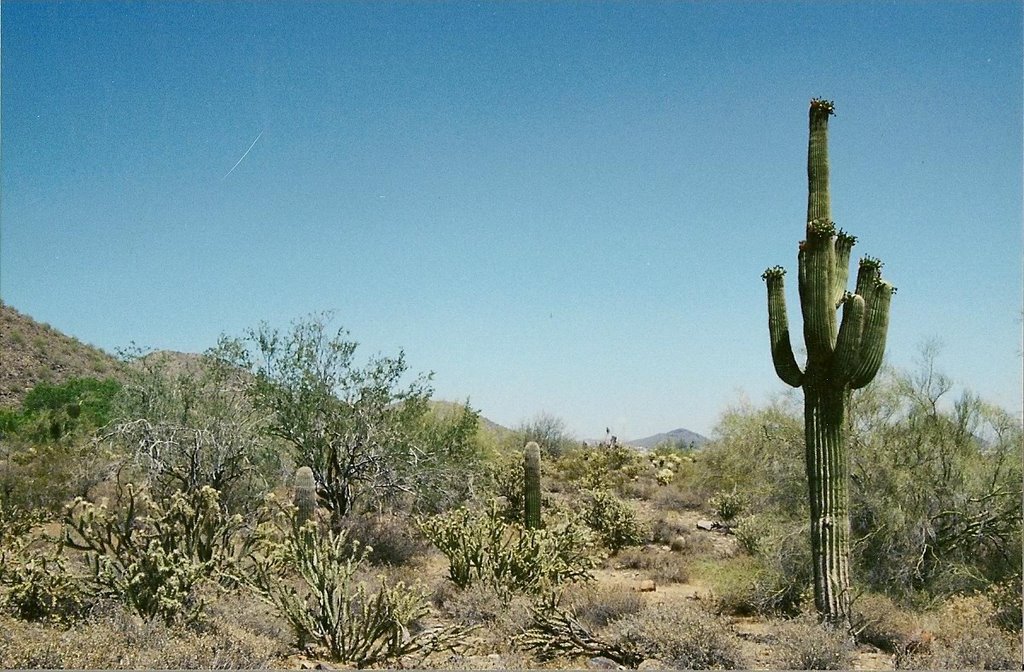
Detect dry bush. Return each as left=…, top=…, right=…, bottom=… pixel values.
left=431, top=582, right=533, bottom=654
left=613, top=546, right=690, bottom=585
left=608, top=601, right=747, bottom=669
left=852, top=592, right=922, bottom=653
left=649, top=515, right=692, bottom=545
left=651, top=481, right=705, bottom=511
left=345, top=511, right=431, bottom=567
left=569, top=583, right=645, bottom=630
left=771, top=615, right=854, bottom=670
left=0, top=603, right=282, bottom=669
left=901, top=593, right=1023, bottom=670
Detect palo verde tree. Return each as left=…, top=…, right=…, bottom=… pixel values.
left=217, top=314, right=477, bottom=529
left=761, top=98, right=895, bottom=627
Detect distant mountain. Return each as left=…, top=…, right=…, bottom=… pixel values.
left=0, top=302, right=125, bottom=407
left=626, top=427, right=710, bottom=451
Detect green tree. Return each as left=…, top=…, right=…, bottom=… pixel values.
left=220, top=314, right=470, bottom=528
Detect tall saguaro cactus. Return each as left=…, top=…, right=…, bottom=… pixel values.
left=762, top=98, right=895, bottom=627
left=523, top=442, right=542, bottom=529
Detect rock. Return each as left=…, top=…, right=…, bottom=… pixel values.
left=697, top=519, right=716, bottom=531
left=587, top=656, right=623, bottom=669
left=638, top=660, right=668, bottom=670
left=638, top=579, right=656, bottom=592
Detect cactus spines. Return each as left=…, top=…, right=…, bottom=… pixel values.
left=523, top=442, right=542, bottom=530
left=294, top=466, right=317, bottom=526
left=762, top=99, right=894, bottom=628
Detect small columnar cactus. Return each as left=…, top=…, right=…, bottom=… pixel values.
left=294, top=466, right=317, bottom=526
left=762, top=98, right=895, bottom=627
left=523, top=442, right=542, bottom=529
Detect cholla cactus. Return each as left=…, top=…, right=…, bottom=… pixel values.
left=762, top=98, right=895, bottom=627
left=293, top=466, right=317, bottom=526
left=523, top=442, right=542, bottom=529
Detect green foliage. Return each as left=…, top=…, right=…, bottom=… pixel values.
left=580, top=488, right=647, bottom=553
left=250, top=520, right=467, bottom=666
left=218, top=315, right=455, bottom=525
left=62, top=485, right=261, bottom=624
left=22, top=378, right=122, bottom=432
left=419, top=501, right=600, bottom=598
left=708, top=486, right=747, bottom=524
left=848, top=349, right=1023, bottom=599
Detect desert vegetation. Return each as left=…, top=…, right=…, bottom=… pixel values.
left=0, top=311, right=1019, bottom=669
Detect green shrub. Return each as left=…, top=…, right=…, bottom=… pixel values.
left=581, top=488, right=648, bottom=552
left=419, top=500, right=600, bottom=597
left=708, top=487, right=747, bottom=524
left=613, top=546, right=690, bottom=585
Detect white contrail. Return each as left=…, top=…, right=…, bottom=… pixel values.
left=221, top=129, right=264, bottom=180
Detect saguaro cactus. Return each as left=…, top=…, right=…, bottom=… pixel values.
left=762, top=98, right=895, bottom=627
left=294, top=466, right=317, bottom=526
left=523, top=442, right=542, bottom=529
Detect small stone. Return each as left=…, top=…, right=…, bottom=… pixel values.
left=587, top=656, right=623, bottom=669
left=697, top=519, right=715, bottom=531
left=638, top=659, right=668, bottom=670
left=638, top=579, right=656, bottom=592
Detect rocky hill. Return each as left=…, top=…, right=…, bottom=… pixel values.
left=627, top=427, right=710, bottom=450
left=0, top=302, right=125, bottom=408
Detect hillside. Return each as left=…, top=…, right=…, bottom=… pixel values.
left=0, top=302, right=125, bottom=407
left=627, top=427, right=710, bottom=450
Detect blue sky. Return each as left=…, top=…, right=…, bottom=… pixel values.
left=2, top=2, right=1021, bottom=439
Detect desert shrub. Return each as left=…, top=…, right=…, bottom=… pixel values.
left=569, top=583, right=644, bottom=630
left=708, top=487, right=747, bottom=524
left=514, top=412, right=578, bottom=459
left=700, top=553, right=809, bottom=618
left=848, top=354, right=1023, bottom=599
left=650, top=478, right=706, bottom=511
left=433, top=580, right=534, bottom=652
left=480, top=448, right=526, bottom=523
left=0, top=548, right=88, bottom=622
left=851, top=592, right=921, bottom=652
left=649, top=516, right=690, bottom=545
left=62, top=484, right=260, bottom=624
left=609, top=601, right=747, bottom=669
left=722, top=514, right=811, bottom=616
left=419, top=501, right=600, bottom=598
left=613, top=546, right=690, bottom=585
left=0, top=604, right=282, bottom=669
left=555, top=442, right=645, bottom=492
left=772, top=615, right=854, bottom=670
left=344, top=511, right=430, bottom=566
left=901, top=593, right=1024, bottom=670
left=250, top=520, right=466, bottom=666
left=581, top=488, right=648, bottom=552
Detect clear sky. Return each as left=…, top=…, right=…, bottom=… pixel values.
left=2, top=2, right=1021, bottom=439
